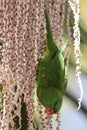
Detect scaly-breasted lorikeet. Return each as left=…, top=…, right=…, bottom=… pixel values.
left=37, top=10, right=67, bottom=116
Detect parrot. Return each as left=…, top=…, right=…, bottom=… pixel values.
left=36, top=10, right=68, bottom=116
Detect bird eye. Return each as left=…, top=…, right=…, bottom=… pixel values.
left=54, top=101, right=57, bottom=107
left=53, top=101, right=58, bottom=110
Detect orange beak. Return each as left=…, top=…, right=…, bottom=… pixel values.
left=45, top=107, right=55, bottom=116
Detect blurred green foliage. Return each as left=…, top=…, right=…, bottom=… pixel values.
left=80, top=0, right=87, bottom=32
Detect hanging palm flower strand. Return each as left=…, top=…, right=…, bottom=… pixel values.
left=68, top=0, right=83, bottom=110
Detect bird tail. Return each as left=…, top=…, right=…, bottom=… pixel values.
left=45, top=10, right=58, bottom=52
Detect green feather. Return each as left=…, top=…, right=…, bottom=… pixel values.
left=37, top=10, right=67, bottom=113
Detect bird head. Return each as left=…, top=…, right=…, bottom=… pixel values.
left=37, top=87, right=62, bottom=116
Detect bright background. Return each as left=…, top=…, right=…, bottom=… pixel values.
left=60, top=1, right=87, bottom=130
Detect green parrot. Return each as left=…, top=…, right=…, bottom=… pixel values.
left=37, top=10, right=68, bottom=116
